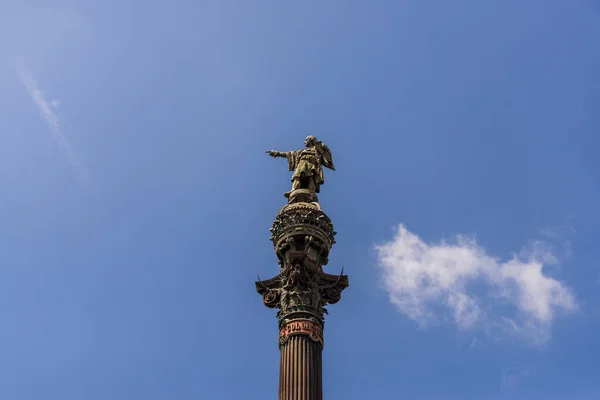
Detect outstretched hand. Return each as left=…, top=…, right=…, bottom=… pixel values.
left=266, top=150, right=278, bottom=157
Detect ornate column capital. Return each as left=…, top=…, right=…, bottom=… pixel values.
left=257, top=198, right=348, bottom=346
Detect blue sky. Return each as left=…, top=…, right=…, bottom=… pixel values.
left=1, top=0, right=599, bottom=399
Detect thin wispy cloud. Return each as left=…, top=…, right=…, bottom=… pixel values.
left=539, top=215, right=576, bottom=257
left=375, top=224, right=577, bottom=345
left=501, top=365, right=536, bottom=388
left=14, top=57, right=88, bottom=181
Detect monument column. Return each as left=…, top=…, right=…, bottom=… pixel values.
left=257, top=137, right=348, bottom=400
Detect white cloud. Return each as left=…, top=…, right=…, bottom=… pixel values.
left=14, top=57, right=88, bottom=181
left=375, top=224, right=577, bottom=344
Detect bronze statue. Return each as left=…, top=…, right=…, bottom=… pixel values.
left=266, top=136, right=335, bottom=196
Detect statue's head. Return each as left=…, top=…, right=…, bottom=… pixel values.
left=304, top=136, right=317, bottom=147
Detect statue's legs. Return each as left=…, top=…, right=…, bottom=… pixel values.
left=292, top=175, right=316, bottom=192
left=286, top=175, right=319, bottom=200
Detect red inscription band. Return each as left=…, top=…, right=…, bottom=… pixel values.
left=279, top=319, right=323, bottom=346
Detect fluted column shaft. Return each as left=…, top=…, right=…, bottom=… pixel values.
left=279, top=335, right=322, bottom=400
